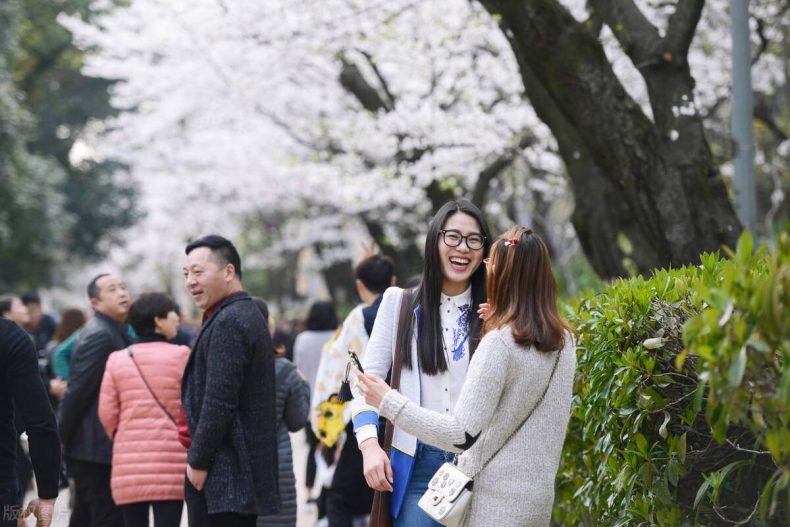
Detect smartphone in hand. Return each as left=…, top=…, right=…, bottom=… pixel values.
left=347, top=350, right=364, bottom=373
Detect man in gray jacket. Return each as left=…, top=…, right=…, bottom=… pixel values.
left=59, top=273, right=131, bottom=527
left=182, top=235, right=279, bottom=527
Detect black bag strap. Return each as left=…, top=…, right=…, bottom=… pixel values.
left=126, top=346, right=177, bottom=426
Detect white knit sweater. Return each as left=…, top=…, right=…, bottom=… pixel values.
left=378, top=326, right=576, bottom=527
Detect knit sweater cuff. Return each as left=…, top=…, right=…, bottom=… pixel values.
left=379, top=389, right=408, bottom=422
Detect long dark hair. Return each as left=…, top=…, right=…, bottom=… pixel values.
left=399, top=199, right=492, bottom=374
left=484, top=226, right=572, bottom=351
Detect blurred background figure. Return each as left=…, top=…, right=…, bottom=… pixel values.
left=310, top=254, right=396, bottom=527
left=0, top=318, right=61, bottom=527
left=50, top=308, right=89, bottom=381
left=293, top=301, right=338, bottom=500
left=0, top=294, right=36, bottom=503
left=167, top=303, right=195, bottom=347
left=59, top=273, right=132, bottom=527
left=98, top=292, right=189, bottom=527
left=252, top=298, right=311, bottom=527
left=273, top=319, right=298, bottom=360
left=0, top=295, right=31, bottom=327
left=21, top=293, right=57, bottom=353
left=45, top=308, right=87, bottom=508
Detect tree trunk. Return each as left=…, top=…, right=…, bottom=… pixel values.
left=479, top=0, right=742, bottom=277
left=361, top=216, right=425, bottom=285
left=320, top=257, right=357, bottom=306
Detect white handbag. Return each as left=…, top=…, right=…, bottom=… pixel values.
left=417, top=462, right=473, bottom=527
left=418, top=349, right=561, bottom=526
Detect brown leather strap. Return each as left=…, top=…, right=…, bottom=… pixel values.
left=382, top=288, right=412, bottom=454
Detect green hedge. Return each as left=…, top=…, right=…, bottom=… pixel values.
left=554, top=232, right=790, bottom=526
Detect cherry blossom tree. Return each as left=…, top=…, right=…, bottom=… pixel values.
left=59, top=0, right=788, bottom=295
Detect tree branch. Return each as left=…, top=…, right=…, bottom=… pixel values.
left=584, top=0, right=605, bottom=37
left=357, top=49, right=396, bottom=110
left=755, top=92, right=789, bottom=142
left=472, top=132, right=533, bottom=205
left=587, top=0, right=661, bottom=67
left=425, top=179, right=456, bottom=212
left=664, top=0, right=704, bottom=58
left=751, top=15, right=769, bottom=65
left=337, top=55, right=389, bottom=113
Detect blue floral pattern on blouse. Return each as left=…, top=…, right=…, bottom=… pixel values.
left=451, top=304, right=471, bottom=361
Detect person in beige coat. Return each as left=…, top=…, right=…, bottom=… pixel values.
left=358, top=227, right=576, bottom=527
left=99, top=292, right=190, bottom=527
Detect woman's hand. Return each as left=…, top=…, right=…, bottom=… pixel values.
left=355, top=372, right=391, bottom=409
left=360, top=438, right=393, bottom=492
left=477, top=302, right=491, bottom=321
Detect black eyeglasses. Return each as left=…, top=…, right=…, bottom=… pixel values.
left=439, top=229, right=486, bottom=250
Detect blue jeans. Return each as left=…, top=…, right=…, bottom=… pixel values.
left=394, top=444, right=454, bottom=527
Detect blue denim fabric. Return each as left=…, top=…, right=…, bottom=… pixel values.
left=394, top=444, right=454, bottom=527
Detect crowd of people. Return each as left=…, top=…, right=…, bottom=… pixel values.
left=1, top=198, right=577, bottom=527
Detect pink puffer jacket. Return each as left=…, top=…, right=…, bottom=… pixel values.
left=99, top=341, right=190, bottom=505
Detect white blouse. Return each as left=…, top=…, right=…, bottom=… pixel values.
left=420, top=287, right=472, bottom=416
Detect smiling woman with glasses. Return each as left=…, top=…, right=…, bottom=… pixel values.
left=350, top=199, right=492, bottom=527
left=358, top=227, right=577, bottom=527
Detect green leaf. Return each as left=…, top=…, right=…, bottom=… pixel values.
left=694, top=478, right=712, bottom=509
left=717, top=301, right=734, bottom=327
left=736, top=229, right=754, bottom=262
left=765, top=430, right=783, bottom=463
left=659, top=411, right=670, bottom=439
left=757, top=472, right=778, bottom=520
left=667, top=460, right=679, bottom=487
left=674, top=349, right=688, bottom=370
left=635, top=433, right=648, bottom=455
left=746, top=338, right=770, bottom=354
left=678, top=432, right=687, bottom=463
left=728, top=345, right=747, bottom=387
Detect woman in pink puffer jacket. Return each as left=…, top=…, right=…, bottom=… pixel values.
left=99, top=292, right=191, bottom=527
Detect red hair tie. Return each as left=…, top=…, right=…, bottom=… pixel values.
left=503, top=237, right=519, bottom=247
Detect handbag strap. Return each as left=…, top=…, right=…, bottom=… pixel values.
left=127, top=346, right=177, bottom=426
left=470, top=348, right=561, bottom=478
left=382, top=288, right=413, bottom=453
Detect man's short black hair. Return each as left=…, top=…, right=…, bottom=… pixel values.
left=355, top=254, right=395, bottom=294
left=21, top=293, right=41, bottom=305
left=185, top=234, right=243, bottom=280
left=0, top=295, right=18, bottom=317
left=87, top=273, right=111, bottom=300
left=128, top=292, right=177, bottom=336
